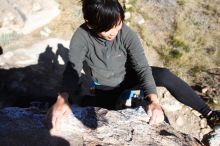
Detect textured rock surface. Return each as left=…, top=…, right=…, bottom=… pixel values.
left=0, top=0, right=59, bottom=34
left=0, top=105, right=203, bottom=146
left=207, top=127, right=220, bottom=146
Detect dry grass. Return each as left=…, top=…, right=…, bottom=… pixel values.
left=129, top=0, right=220, bottom=79
left=168, top=1, right=219, bottom=76
left=49, top=0, right=84, bottom=39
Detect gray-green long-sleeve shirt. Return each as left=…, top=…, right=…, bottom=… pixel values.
left=62, top=23, right=157, bottom=97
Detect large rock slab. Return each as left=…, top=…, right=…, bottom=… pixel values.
left=0, top=105, right=202, bottom=146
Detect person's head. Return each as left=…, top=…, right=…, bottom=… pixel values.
left=81, top=0, right=124, bottom=40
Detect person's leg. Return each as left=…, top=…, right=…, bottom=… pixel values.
left=77, top=66, right=142, bottom=109
left=78, top=93, right=119, bottom=110
left=76, top=61, right=125, bottom=109
left=75, top=75, right=123, bottom=109
left=151, top=66, right=212, bottom=117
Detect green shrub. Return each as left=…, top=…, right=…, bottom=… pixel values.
left=172, top=38, right=190, bottom=52
left=177, top=0, right=185, bottom=6
left=169, top=49, right=182, bottom=59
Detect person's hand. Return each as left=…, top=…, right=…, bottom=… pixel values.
left=47, top=92, right=72, bottom=132
left=146, top=94, right=164, bottom=125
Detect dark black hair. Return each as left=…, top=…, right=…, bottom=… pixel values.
left=81, top=0, right=125, bottom=33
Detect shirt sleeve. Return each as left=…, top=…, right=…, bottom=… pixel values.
left=59, top=27, right=88, bottom=96
left=122, top=25, right=157, bottom=97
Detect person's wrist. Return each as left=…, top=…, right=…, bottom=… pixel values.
left=145, top=94, right=159, bottom=104
left=57, top=92, right=69, bottom=103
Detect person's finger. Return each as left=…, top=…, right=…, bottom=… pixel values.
left=147, top=108, right=152, bottom=117
left=149, top=118, right=155, bottom=125
left=55, top=115, right=61, bottom=131
left=51, top=113, right=57, bottom=129
left=155, top=116, right=160, bottom=124
left=159, top=114, right=164, bottom=123
left=156, top=112, right=164, bottom=124
left=64, top=109, right=71, bottom=116
left=149, top=114, right=157, bottom=125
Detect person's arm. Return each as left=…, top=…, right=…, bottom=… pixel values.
left=145, top=94, right=164, bottom=125
left=123, top=24, right=164, bottom=125
left=60, top=26, right=88, bottom=98
left=47, top=26, right=88, bottom=131
left=47, top=92, right=71, bottom=133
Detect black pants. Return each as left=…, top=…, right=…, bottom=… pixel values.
left=77, top=67, right=211, bottom=117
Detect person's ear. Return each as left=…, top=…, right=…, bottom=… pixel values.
left=86, top=23, right=93, bottom=29
left=84, top=19, right=94, bottom=30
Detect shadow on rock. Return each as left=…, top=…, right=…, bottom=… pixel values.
left=0, top=130, right=71, bottom=146
left=0, top=43, right=100, bottom=130
left=0, top=44, right=68, bottom=108
left=0, top=106, right=74, bottom=146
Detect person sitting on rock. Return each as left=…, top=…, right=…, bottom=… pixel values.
left=47, top=0, right=220, bottom=131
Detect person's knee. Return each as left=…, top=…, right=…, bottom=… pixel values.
left=159, top=68, right=173, bottom=80
left=155, top=68, right=176, bottom=87
left=160, top=68, right=171, bottom=75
